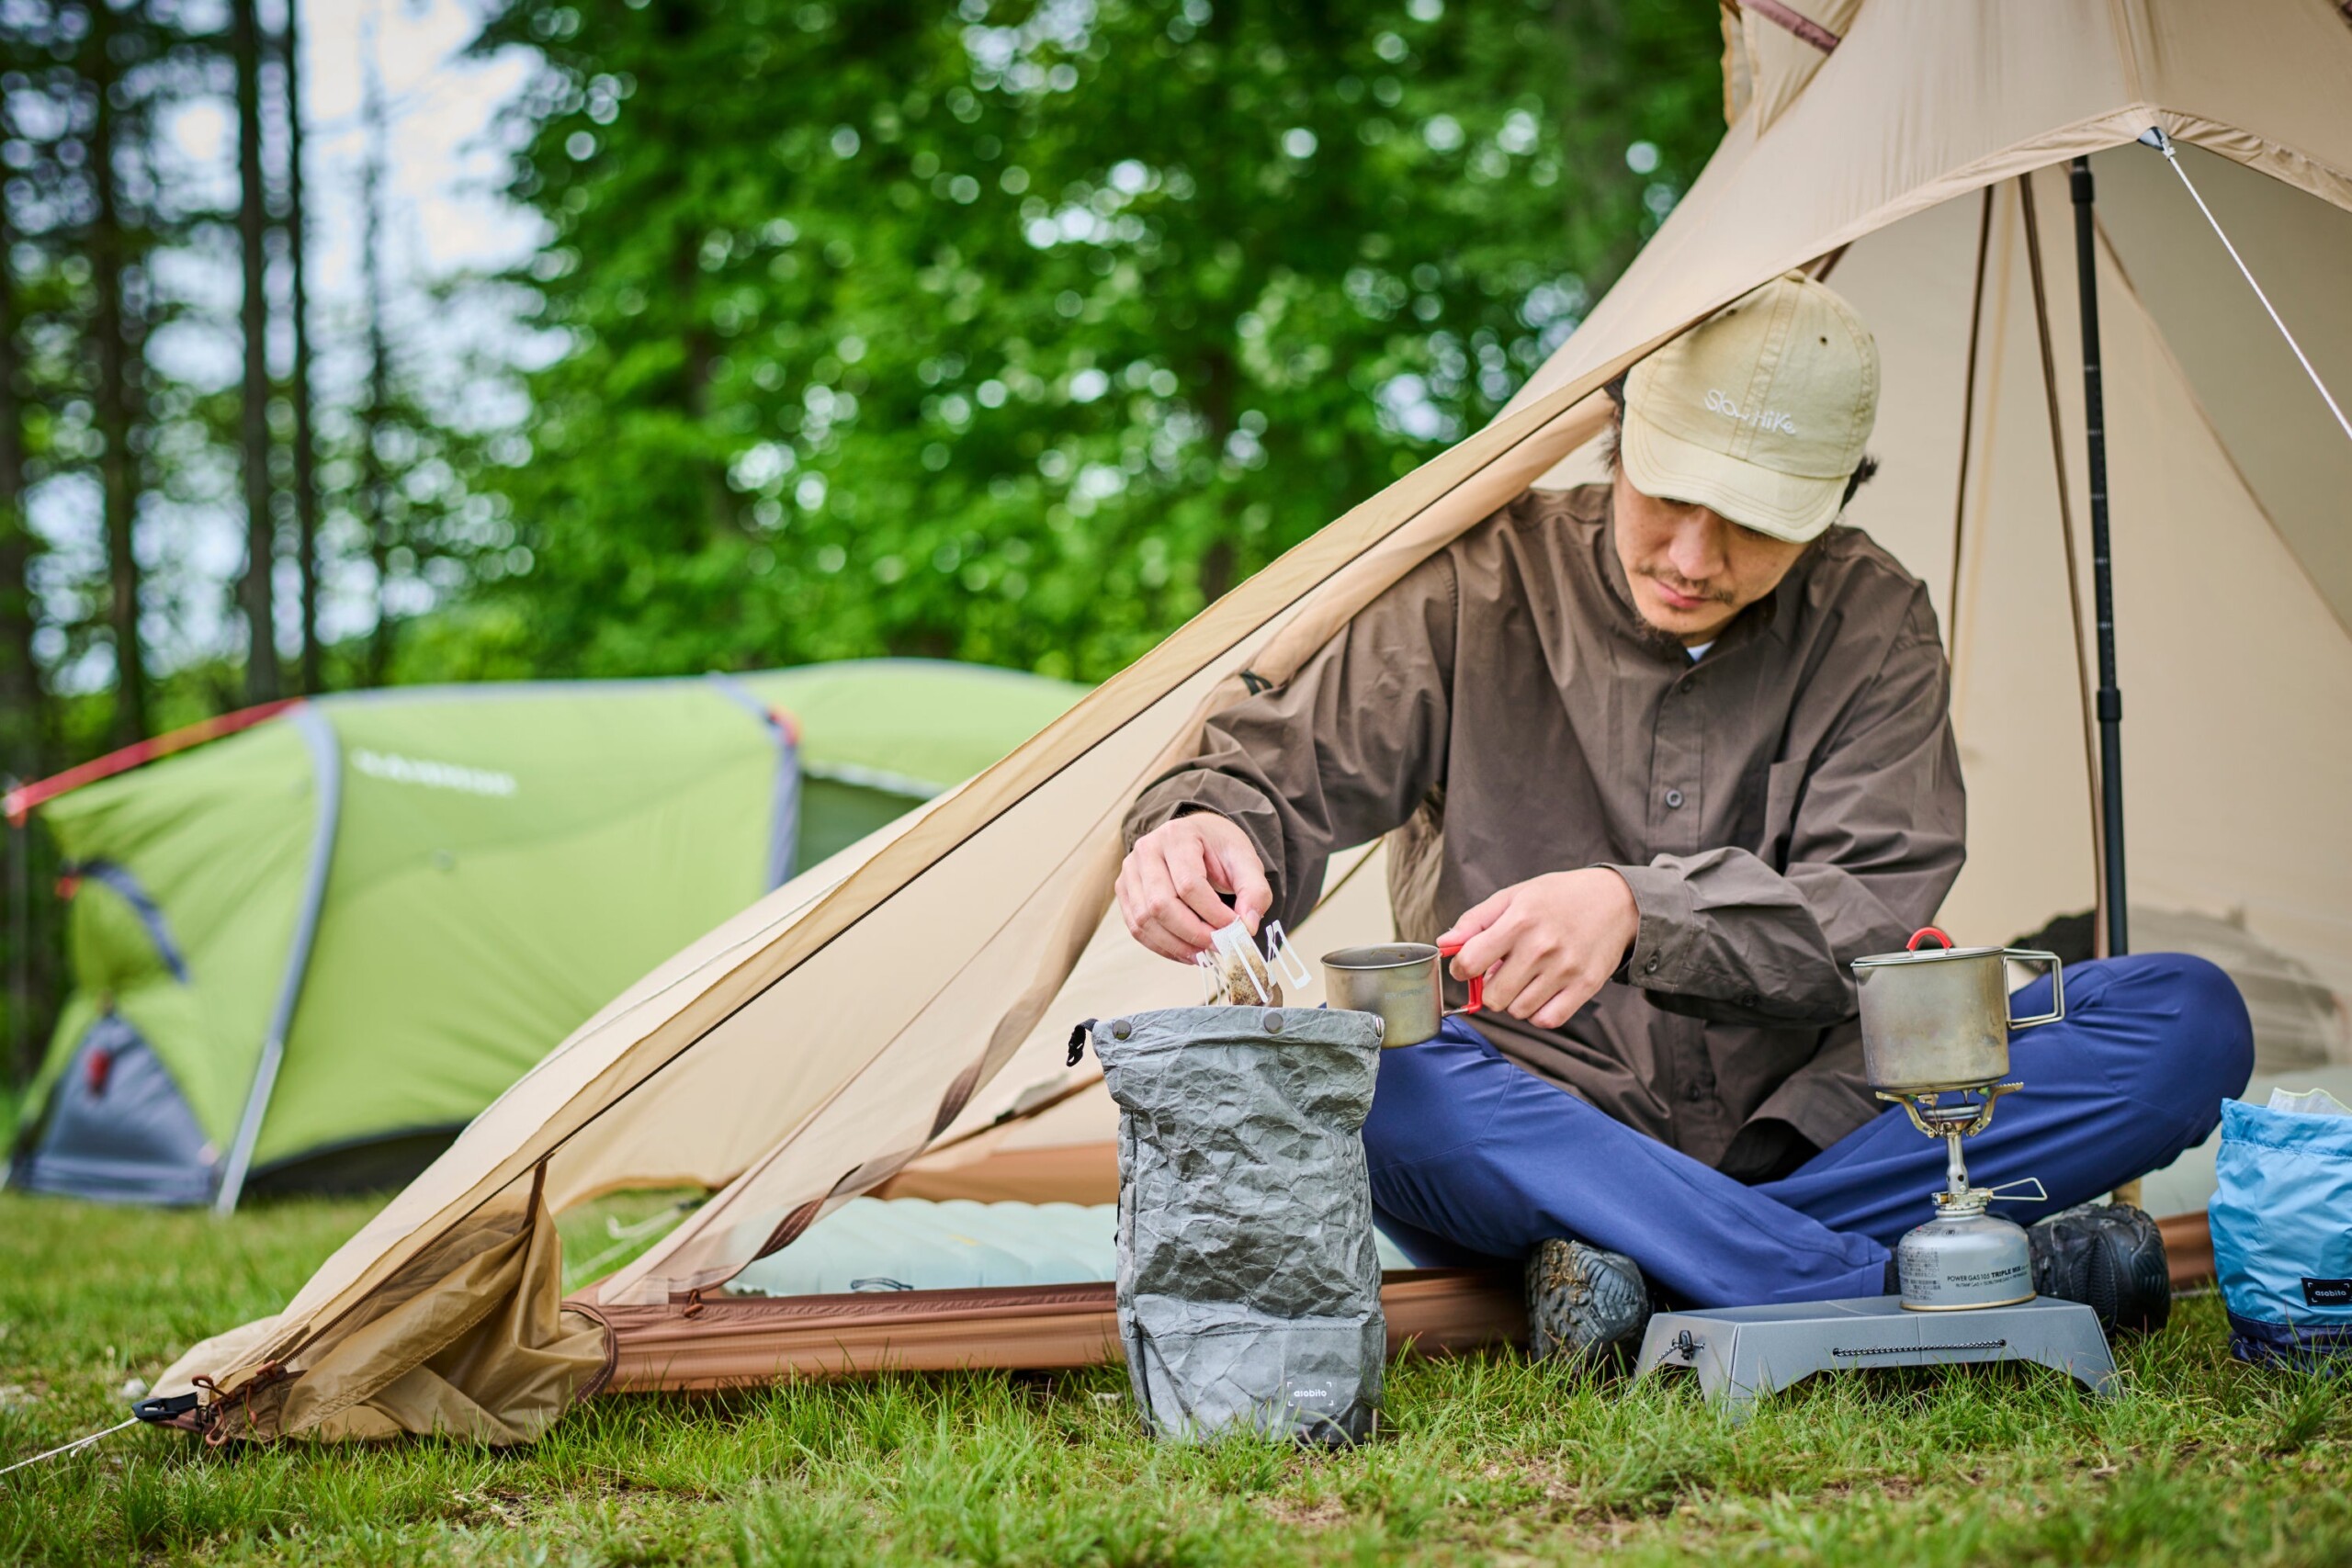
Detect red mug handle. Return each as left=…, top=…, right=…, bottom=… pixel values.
left=1436, top=938, right=1484, bottom=1016
left=1906, top=927, right=1954, bottom=953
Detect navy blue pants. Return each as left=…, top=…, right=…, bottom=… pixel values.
left=1363, top=953, right=2254, bottom=1308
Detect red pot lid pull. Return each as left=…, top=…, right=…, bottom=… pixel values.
left=1905, top=927, right=1955, bottom=953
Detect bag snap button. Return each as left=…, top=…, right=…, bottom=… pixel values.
left=1111, top=1019, right=1132, bottom=1041
left=1261, top=1010, right=1283, bottom=1033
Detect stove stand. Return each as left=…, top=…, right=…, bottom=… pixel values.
left=1631, top=1294, right=2117, bottom=1416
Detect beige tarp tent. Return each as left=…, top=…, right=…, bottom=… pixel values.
left=155, top=0, right=2352, bottom=1442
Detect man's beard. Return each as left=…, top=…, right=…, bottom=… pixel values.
left=1620, top=568, right=1738, bottom=654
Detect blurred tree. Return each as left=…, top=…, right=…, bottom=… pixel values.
left=0, top=31, right=38, bottom=1085
left=229, top=0, right=276, bottom=700
left=453, top=0, right=1722, bottom=684
left=356, top=4, right=398, bottom=685
left=0, top=85, right=37, bottom=789
left=89, top=0, right=153, bottom=739
left=280, top=0, right=321, bottom=694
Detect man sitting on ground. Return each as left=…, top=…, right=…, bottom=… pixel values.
left=1114, top=271, right=2252, bottom=1357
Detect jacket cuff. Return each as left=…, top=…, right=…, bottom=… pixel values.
left=1125, top=771, right=1292, bottom=916
left=1605, top=862, right=1700, bottom=991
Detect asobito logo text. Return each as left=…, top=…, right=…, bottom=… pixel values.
left=351, top=749, right=518, bottom=798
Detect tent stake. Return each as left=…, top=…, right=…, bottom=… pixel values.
left=2070, top=156, right=2127, bottom=959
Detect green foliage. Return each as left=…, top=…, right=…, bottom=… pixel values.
left=5, top=1192, right=2352, bottom=1565
left=447, top=0, right=1723, bottom=684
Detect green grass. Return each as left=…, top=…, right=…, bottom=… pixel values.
left=2, top=1192, right=2346, bottom=1566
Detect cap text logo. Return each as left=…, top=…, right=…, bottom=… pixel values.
left=1704, top=388, right=1799, bottom=435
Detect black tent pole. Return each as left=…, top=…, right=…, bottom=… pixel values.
left=2070, top=156, right=2128, bottom=958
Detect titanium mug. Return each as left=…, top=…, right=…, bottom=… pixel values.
left=1320, top=939, right=1484, bottom=1048
left=1851, top=926, right=2065, bottom=1093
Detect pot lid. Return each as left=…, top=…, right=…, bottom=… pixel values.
left=1850, top=926, right=2006, bottom=969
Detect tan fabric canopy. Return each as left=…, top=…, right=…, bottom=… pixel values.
left=157, top=0, right=2352, bottom=1440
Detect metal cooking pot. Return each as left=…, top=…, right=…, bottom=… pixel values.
left=1320, top=940, right=1483, bottom=1048
left=1851, top=927, right=2064, bottom=1093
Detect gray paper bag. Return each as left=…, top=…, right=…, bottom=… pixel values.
left=1089, top=1004, right=1385, bottom=1445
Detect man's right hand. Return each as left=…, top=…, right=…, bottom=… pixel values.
left=1116, top=813, right=1274, bottom=962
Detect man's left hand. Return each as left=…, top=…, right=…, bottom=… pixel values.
left=1439, top=869, right=1640, bottom=1031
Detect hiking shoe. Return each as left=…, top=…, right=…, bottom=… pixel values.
left=2029, top=1202, right=2171, bottom=1335
left=1525, top=1239, right=1653, bottom=1363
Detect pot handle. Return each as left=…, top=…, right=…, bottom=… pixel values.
left=1436, top=938, right=1485, bottom=1017
left=1906, top=927, right=1954, bottom=952
left=2000, top=948, right=2065, bottom=1028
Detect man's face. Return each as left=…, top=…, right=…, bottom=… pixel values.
left=1611, top=462, right=1810, bottom=646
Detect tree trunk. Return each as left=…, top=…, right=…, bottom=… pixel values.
left=656, top=0, right=727, bottom=540
left=677, top=237, right=728, bottom=540
left=0, top=87, right=44, bottom=1084
left=0, top=107, right=37, bottom=785
left=232, top=0, right=278, bottom=700
left=0, top=151, right=34, bottom=1089
left=89, top=0, right=149, bottom=743
left=282, top=0, right=322, bottom=694
left=360, top=6, right=393, bottom=686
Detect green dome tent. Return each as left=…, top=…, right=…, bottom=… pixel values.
left=6, top=660, right=1081, bottom=1211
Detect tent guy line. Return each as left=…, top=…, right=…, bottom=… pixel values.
left=0, top=1418, right=138, bottom=1480
left=2142, top=127, right=2352, bottom=446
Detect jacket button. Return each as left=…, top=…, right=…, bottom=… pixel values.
left=1644, top=957, right=1660, bottom=975
left=1664, top=788, right=1684, bottom=809
left=1685, top=1081, right=1707, bottom=1103
left=1679, top=677, right=1695, bottom=694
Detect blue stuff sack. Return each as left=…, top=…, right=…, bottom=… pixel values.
left=2209, top=1098, right=2352, bottom=1367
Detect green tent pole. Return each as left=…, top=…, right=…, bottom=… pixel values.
left=214, top=706, right=341, bottom=1214
left=707, top=672, right=803, bottom=888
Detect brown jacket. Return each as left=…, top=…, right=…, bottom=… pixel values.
left=1125, top=484, right=1965, bottom=1178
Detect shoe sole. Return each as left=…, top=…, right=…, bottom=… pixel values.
left=2087, top=1206, right=2172, bottom=1335
left=2034, top=1202, right=2172, bottom=1336
left=1526, top=1239, right=1650, bottom=1362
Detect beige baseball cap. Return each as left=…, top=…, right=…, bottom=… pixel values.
left=1621, top=270, right=1880, bottom=543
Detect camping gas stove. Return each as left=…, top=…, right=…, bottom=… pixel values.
left=1633, top=929, right=2120, bottom=1412
left=1885, top=1084, right=2043, bottom=1311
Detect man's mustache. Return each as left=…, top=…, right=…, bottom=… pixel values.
left=1636, top=567, right=1736, bottom=605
